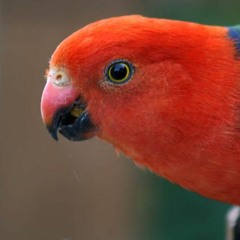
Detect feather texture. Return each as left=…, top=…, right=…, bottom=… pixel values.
left=42, top=15, right=240, bottom=204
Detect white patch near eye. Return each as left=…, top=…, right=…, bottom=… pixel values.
left=48, top=68, right=70, bottom=87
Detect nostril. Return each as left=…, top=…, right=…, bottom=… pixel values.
left=56, top=74, right=62, bottom=81
left=48, top=68, right=70, bottom=87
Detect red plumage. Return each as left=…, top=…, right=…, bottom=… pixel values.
left=41, top=15, right=240, bottom=204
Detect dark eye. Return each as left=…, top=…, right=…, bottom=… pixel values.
left=106, top=60, right=133, bottom=84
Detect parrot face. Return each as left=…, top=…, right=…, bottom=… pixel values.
left=41, top=15, right=181, bottom=143
left=41, top=15, right=240, bottom=205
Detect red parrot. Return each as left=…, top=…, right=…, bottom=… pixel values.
left=41, top=15, right=240, bottom=205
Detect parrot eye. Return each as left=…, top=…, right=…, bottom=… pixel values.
left=106, top=60, right=133, bottom=84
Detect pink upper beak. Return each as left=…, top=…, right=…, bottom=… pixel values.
left=41, top=80, right=79, bottom=127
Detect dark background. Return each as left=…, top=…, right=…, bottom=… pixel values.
left=1, top=0, right=239, bottom=239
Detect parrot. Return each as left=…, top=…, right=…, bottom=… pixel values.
left=41, top=15, right=240, bottom=205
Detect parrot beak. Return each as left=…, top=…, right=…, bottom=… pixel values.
left=41, top=80, right=96, bottom=141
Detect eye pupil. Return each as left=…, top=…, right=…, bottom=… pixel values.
left=110, top=63, right=128, bottom=81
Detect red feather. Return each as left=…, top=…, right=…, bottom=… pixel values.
left=42, top=15, right=240, bottom=204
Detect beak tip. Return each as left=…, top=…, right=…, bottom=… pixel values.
left=46, top=123, right=59, bottom=141
left=51, top=132, right=59, bottom=141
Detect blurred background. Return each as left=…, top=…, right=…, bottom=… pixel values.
left=1, top=0, right=239, bottom=239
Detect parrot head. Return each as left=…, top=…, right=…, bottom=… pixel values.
left=41, top=15, right=240, bottom=204
left=42, top=15, right=185, bottom=143
left=41, top=15, right=213, bottom=145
